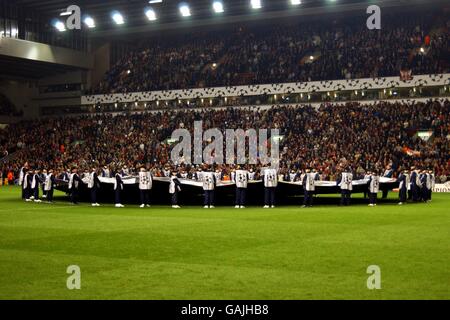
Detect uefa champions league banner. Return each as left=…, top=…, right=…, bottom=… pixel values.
left=56, top=176, right=399, bottom=205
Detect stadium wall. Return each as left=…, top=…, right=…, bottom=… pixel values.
left=0, top=38, right=92, bottom=69
left=0, top=80, right=37, bottom=119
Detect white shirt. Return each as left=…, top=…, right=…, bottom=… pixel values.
left=235, top=170, right=249, bottom=189
left=202, top=172, right=215, bottom=191
left=139, top=171, right=153, bottom=190
left=340, top=172, right=353, bottom=191
left=264, top=169, right=278, bottom=188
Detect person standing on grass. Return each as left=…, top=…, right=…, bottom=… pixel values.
left=31, top=169, right=42, bottom=202
left=382, top=164, right=394, bottom=199
left=419, top=170, right=427, bottom=202
left=202, top=168, right=216, bottom=209
left=302, top=168, right=315, bottom=208
left=23, top=170, right=33, bottom=201
left=428, top=170, right=435, bottom=201
left=41, top=169, right=48, bottom=199
left=44, top=169, right=56, bottom=203
left=424, top=170, right=432, bottom=202
left=409, top=166, right=419, bottom=201
left=363, top=170, right=371, bottom=199
left=263, top=167, right=278, bottom=208
left=337, top=167, right=353, bottom=206
left=88, top=167, right=101, bottom=207
left=233, top=166, right=249, bottom=209
left=398, top=169, right=408, bottom=205
left=114, top=170, right=125, bottom=208
left=68, top=168, right=83, bottom=205
left=138, top=167, right=152, bottom=208
left=19, top=162, right=29, bottom=199
left=169, top=171, right=182, bottom=208
left=368, top=170, right=380, bottom=207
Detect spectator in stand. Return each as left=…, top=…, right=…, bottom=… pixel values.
left=93, top=12, right=449, bottom=94
left=1, top=100, right=448, bottom=180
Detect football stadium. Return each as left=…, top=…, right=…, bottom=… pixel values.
left=0, top=0, right=449, bottom=304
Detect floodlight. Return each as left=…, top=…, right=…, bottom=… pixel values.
left=145, top=8, right=157, bottom=21
left=83, top=16, right=95, bottom=28
left=179, top=3, right=191, bottom=17
left=251, top=0, right=262, bottom=9
left=53, top=20, right=66, bottom=32
left=213, top=1, right=224, bottom=13
left=112, top=11, right=125, bottom=25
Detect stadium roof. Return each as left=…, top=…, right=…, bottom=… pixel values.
left=12, top=0, right=447, bottom=38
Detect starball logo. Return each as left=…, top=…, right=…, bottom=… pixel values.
left=170, top=121, right=280, bottom=168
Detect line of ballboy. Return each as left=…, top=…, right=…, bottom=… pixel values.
left=19, top=164, right=435, bottom=208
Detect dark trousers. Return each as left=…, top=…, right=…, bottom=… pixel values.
left=140, top=189, right=150, bottom=205
left=340, top=190, right=351, bottom=206
left=47, top=189, right=54, bottom=202
left=21, top=186, right=25, bottom=199
left=399, top=188, right=407, bottom=203
left=204, top=190, right=215, bottom=206
left=429, top=189, right=432, bottom=200
left=24, top=187, right=31, bottom=200
left=171, top=192, right=178, bottom=205
left=235, top=188, right=247, bottom=206
left=70, top=188, right=78, bottom=204
left=421, top=187, right=430, bottom=201
left=115, top=189, right=122, bottom=204
left=264, top=187, right=276, bottom=206
left=411, top=185, right=419, bottom=202
left=420, top=187, right=428, bottom=201
left=33, top=187, right=39, bottom=200
left=407, top=189, right=412, bottom=200
left=369, top=192, right=377, bottom=205
left=303, top=190, right=313, bottom=206
left=90, top=187, right=97, bottom=204
left=382, top=189, right=389, bottom=199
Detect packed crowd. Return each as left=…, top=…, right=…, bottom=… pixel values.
left=1, top=100, right=449, bottom=184
left=94, top=12, right=450, bottom=94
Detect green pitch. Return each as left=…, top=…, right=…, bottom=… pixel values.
left=0, top=186, right=448, bottom=300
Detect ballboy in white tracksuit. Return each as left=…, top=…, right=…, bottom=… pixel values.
left=202, top=171, right=216, bottom=208
left=368, top=170, right=380, bottom=206
left=263, top=168, right=278, bottom=208
left=169, top=172, right=182, bottom=208
left=138, top=168, right=153, bottom=208
left=233, top=168, right=249, bottom=208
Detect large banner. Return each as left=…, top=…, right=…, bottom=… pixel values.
left=56, top=177, right=398, bottom=205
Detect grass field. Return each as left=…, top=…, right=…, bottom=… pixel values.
left=0, top=186, right=448, bottom=300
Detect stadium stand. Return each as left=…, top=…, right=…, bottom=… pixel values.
left=1, top=100, right=448, bottom=181
left=94, top=12, right=449, bottom=94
